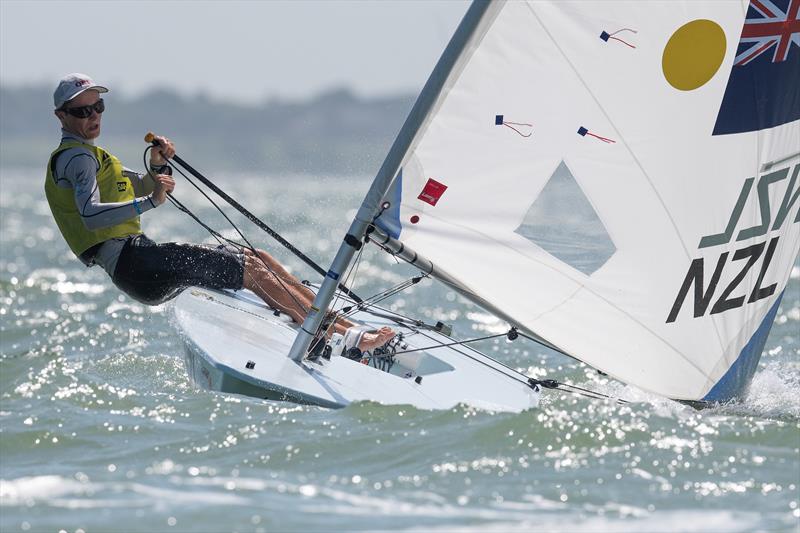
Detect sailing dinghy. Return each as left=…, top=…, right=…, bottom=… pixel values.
left=174, top=0, right=799, bottom=410
left=175, top=287, right=541, bottom=411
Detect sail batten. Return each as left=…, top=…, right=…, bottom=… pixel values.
left=374, top=0, right=800, bottom=401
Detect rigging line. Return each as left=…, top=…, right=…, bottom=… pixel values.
left=145, top=146, right=243, bottom=243
left=327, top=284, right=446, bottom=332
left=367, top=276, right=421, bottom=301
left=415, top=327, right=535, bottom=384
left=534, top=377, right=628, bottom=404
left=166, top=187, right=275, bottom=257
left=530, top=378, right=628, bottom=404
left=356, top=308, right=430, bottom=330
left=304, top=281, right=433, bottom=330
left=407, top=324, right=626, bottom=404
left=333, top=293, right=430, bottom=330
left=144, top=147, right=310, bottom=316
left=318, top=280, right=502, bottom=346
left=361, top=278, right=417, bottom=305
left=329, top=271, right=572, bottom=362
left=307, top=276, right=626, bottom=404
left=317, top=282, right=630, bottom=405
left=167, top=196, right=262, bottom=256
left=339, top=276, right=424, bottom=320
left=320, top=283, right=628, bottom=405
left=145, top=147, right=267, bottom=253
left=166, top=196, right=224, bottom=245
left=164, top=199, right=292, bottom=324
left=399, top=325, right=537, bottom=386
left=358, top=280, right=420, bottom=311
left=174, top=195, right=309, bottom=317
left=407, top=323, right=623, bottom=402
left=512, top=330, right=626, bottom=403
left=390, top=332, right=510, bottom=355
left=147, top=142, right=363, bottom=304
left=344, top=239, right=366, bottom=298
left=175, top=184, right=323, bottom=323
left=148, top=146, right=273, bottom=258
left=398, top=324, right=530, bottom=385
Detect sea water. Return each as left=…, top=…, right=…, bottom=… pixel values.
left=1, top=168, right=798, bottom=532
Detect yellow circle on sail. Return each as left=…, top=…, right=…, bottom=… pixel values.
left=662, top=19, right=726, bottom=91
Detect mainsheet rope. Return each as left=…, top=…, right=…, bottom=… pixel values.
left=142, top=146, right=309, bottom=316
left=324, top=283, right=629, bottom=405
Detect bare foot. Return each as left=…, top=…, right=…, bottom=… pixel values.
left=358, top=326, right=396, bottom=352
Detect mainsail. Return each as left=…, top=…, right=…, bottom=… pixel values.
left=373, top=0, right=800, bottom=402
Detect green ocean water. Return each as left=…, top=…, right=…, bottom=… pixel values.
left=1, top=167, right=798, bottom=532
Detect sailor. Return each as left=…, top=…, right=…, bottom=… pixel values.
left=46, top=73, right=393, bottom=352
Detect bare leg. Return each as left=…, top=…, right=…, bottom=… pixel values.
left=244, top=249, right=395, bottom=351
left=242, top=252, right=307, bottom=325
left=253, top=250, right=317, bottom=301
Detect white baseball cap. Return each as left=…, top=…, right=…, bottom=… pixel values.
left=53, top=73, right=108, bottom=109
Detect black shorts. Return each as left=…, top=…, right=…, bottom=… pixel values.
left=111, top=234, right=245, bottom=305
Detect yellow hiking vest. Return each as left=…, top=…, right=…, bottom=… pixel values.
left=45, top=141, right=142, bottom=258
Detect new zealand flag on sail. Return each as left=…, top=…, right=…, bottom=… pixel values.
left=713, top=0, right=800, bottom=135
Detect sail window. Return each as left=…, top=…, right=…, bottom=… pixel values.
left=514, top=161, right=616, bottom=275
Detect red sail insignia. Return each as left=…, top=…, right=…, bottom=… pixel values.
left=418, top=178, right=448, bottom=206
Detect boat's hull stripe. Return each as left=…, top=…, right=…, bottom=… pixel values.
left=702, top=290, right=784, bottom=402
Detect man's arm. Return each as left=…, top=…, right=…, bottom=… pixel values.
left=123, top=167, right=156, bottom=197
left=62, top=152, right=157, bottom=231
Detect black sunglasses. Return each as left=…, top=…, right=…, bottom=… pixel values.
left=62, top=98, right=105, bottom=119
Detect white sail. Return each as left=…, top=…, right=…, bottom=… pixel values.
left=375, top=0, right=800, bottom=402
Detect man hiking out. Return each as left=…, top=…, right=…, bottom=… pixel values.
left=45, top=73, right=393, bottom=352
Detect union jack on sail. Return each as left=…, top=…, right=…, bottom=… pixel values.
left=734, top=0, right=800, bottom=65
left=713, top=0, right=800, bottom=135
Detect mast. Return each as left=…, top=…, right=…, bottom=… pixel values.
left=287, top=0, right=495, bottom=362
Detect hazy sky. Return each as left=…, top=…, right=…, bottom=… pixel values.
left=0, top=0, right=469, bottom=103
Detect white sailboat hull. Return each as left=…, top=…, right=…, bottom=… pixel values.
left=173, top=288, right=541, bottom=412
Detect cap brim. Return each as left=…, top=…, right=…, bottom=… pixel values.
left=66, top=85, right=109, bottom=103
